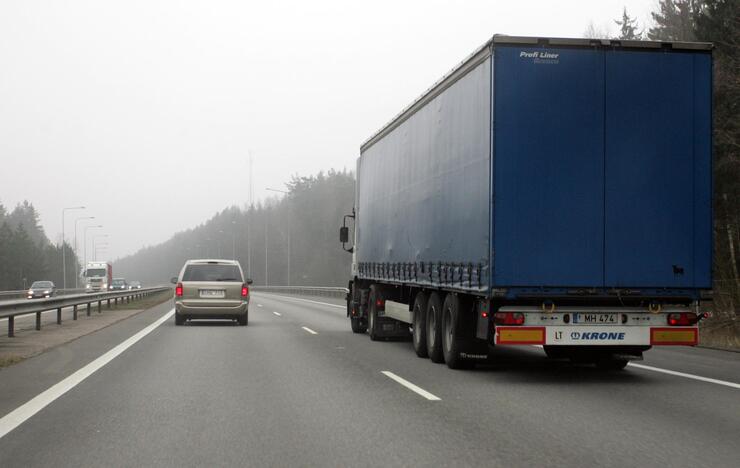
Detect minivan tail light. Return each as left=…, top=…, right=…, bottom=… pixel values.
left=241, top=284, right=249, bottom=297
left=175, top=283, right=183, bottom=297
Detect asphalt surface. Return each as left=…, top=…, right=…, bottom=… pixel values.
left=0, top=292, right=738, bottom=467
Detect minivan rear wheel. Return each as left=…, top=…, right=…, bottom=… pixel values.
left=237, top=310, right=248, bottom=326
left=175, top=313, right=185, bottom=326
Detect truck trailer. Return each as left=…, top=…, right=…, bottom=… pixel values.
left=340, top=35, right=713, bottom=370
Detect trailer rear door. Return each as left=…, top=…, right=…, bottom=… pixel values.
left=604, top=50, right=712, bottom=288
left=493, top=46, right=605, bottom=287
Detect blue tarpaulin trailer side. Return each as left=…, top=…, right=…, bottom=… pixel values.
left=355, top=36, right=712, bottom=300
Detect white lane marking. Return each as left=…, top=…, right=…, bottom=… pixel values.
left=0, top=308, right=175, bottom=440
left=532, top=346, right=739, bottom=389
left=257, top=304, right=263, bottom=308
left=253, top=293, right=344, bottom=310
left=301, top=326, right=318, bottom=335
left=628, top=363, right=740, bottom=390
left=272, top=311, right=282, bottom=316
left=531, top=345, right=543, bottom=349
left=381, top=371, right=441, bottom=401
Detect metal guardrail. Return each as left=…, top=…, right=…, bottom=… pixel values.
left=0, top=288, right=86, bottom=300
left=0, top=286, right=171, bottom=337
left=251, top=286, right=349, bottom=299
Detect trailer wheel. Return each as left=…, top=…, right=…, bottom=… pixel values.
left=441, top=294, right=470, bottom=369
left=368, top=285, right=381, bottom=341
left=426, top=292, right=444, bottom=362
left=412, top=292, right=428, bottom=357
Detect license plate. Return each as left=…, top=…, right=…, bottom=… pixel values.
left=199, top=289, right=225, bottom=299
left=572, top=313, right=619, bottom=324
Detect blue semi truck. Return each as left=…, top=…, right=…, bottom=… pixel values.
left=340, top=36, right=714, bottom=370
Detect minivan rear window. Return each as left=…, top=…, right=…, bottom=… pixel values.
left=182, top=264, right=243, bottom=282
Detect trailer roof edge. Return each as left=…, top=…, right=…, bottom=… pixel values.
left=360, top=35, right=712, bottom=153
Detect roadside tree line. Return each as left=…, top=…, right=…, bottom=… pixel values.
left=0, top=201, right=79, bottom=290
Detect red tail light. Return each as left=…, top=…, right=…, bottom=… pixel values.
left=493, top=312, right=525, bottom=325
left=175, top=283, right=183, bottom=297
left=241, top=284, right=249, bottom=297
left=667, top=312, right=697, bottom=326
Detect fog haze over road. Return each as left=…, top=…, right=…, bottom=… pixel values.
left=0, top=0, right=652, bottom=259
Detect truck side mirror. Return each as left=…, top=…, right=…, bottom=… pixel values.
left=339, top=226, right=349, bottom=243
left=246, top=279, right=254, bottom=285
left=170, top=277, right=178, bottom=285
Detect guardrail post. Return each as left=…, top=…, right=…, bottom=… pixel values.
left=86, top=302, right=91, bottom=316
left=8, top=316, right=14, bottom=337
left=73, top=304, right=78, bottom=320
left=114, top=297, right=118, bottom=307
left=36, top=311, right=41, bottom=330
left=57, top=307, right=62, bottom=325
left=107, top=299, right=111, bottom=309
left=98, top=300, right=102, bottom=313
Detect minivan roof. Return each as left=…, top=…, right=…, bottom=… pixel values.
left=185, top=259, right=240, bottom=265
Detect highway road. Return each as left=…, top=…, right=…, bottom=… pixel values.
left=0, top=292, right=738, bottom=467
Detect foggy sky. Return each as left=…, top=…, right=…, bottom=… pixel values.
left=0, top=0, right=653, bottom=260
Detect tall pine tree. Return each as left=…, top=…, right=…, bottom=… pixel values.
left=648, top=0, right=700, bottom=41
left=615, top=7, right=642, bottom=39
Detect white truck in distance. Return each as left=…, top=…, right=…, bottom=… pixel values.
left=84, top=261, right=113, bottom=292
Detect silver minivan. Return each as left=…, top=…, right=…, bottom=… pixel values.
left=172, top=259, right=252, bottom=326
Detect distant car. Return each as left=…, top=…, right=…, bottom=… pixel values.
left=172, top=259, right=252, bottom=326
left=110, top=278, right=128, bottom=290
left=129, top=281, right=142, bottom=289
left=27, top=281, right=56, bottom=299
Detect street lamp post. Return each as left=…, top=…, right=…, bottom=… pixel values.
left=93, top=235, right=109, bottom=261
left=266, top=188, right=291, bottom=286
left=218, top=230, right=224, bottom=258
left=74, top=216, right=95, bottom=288
left=231, top=220, right=237, bottom=260
left=62, top=206, right=85, bottom=290
left=83, top=225, right=103, bottom=270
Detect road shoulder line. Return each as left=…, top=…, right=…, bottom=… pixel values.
left=628, top=362, right=740, bottom=390
left=0, top=308, right=175, bottom=439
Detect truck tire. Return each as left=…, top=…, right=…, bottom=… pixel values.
left=349, top=283, right=367, bottom=333
left=442, top=294, right=470, bottom=369
left=596, top=358, right=629, bottom=371
left=175, top=313, right=185, bottom=326
left=412, top=292, right=428, bottom=357
left=368, top=285, right=381, bottom=341
left=350, top=316, right=367, bottom=333
left=426, top=292, right=444, bottom=362
left=543, top=346, right=568, bottom=359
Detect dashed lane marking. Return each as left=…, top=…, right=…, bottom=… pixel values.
left=381, top=371, right=441, bottom=401
left=301, top=326, right=318, bottom=335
